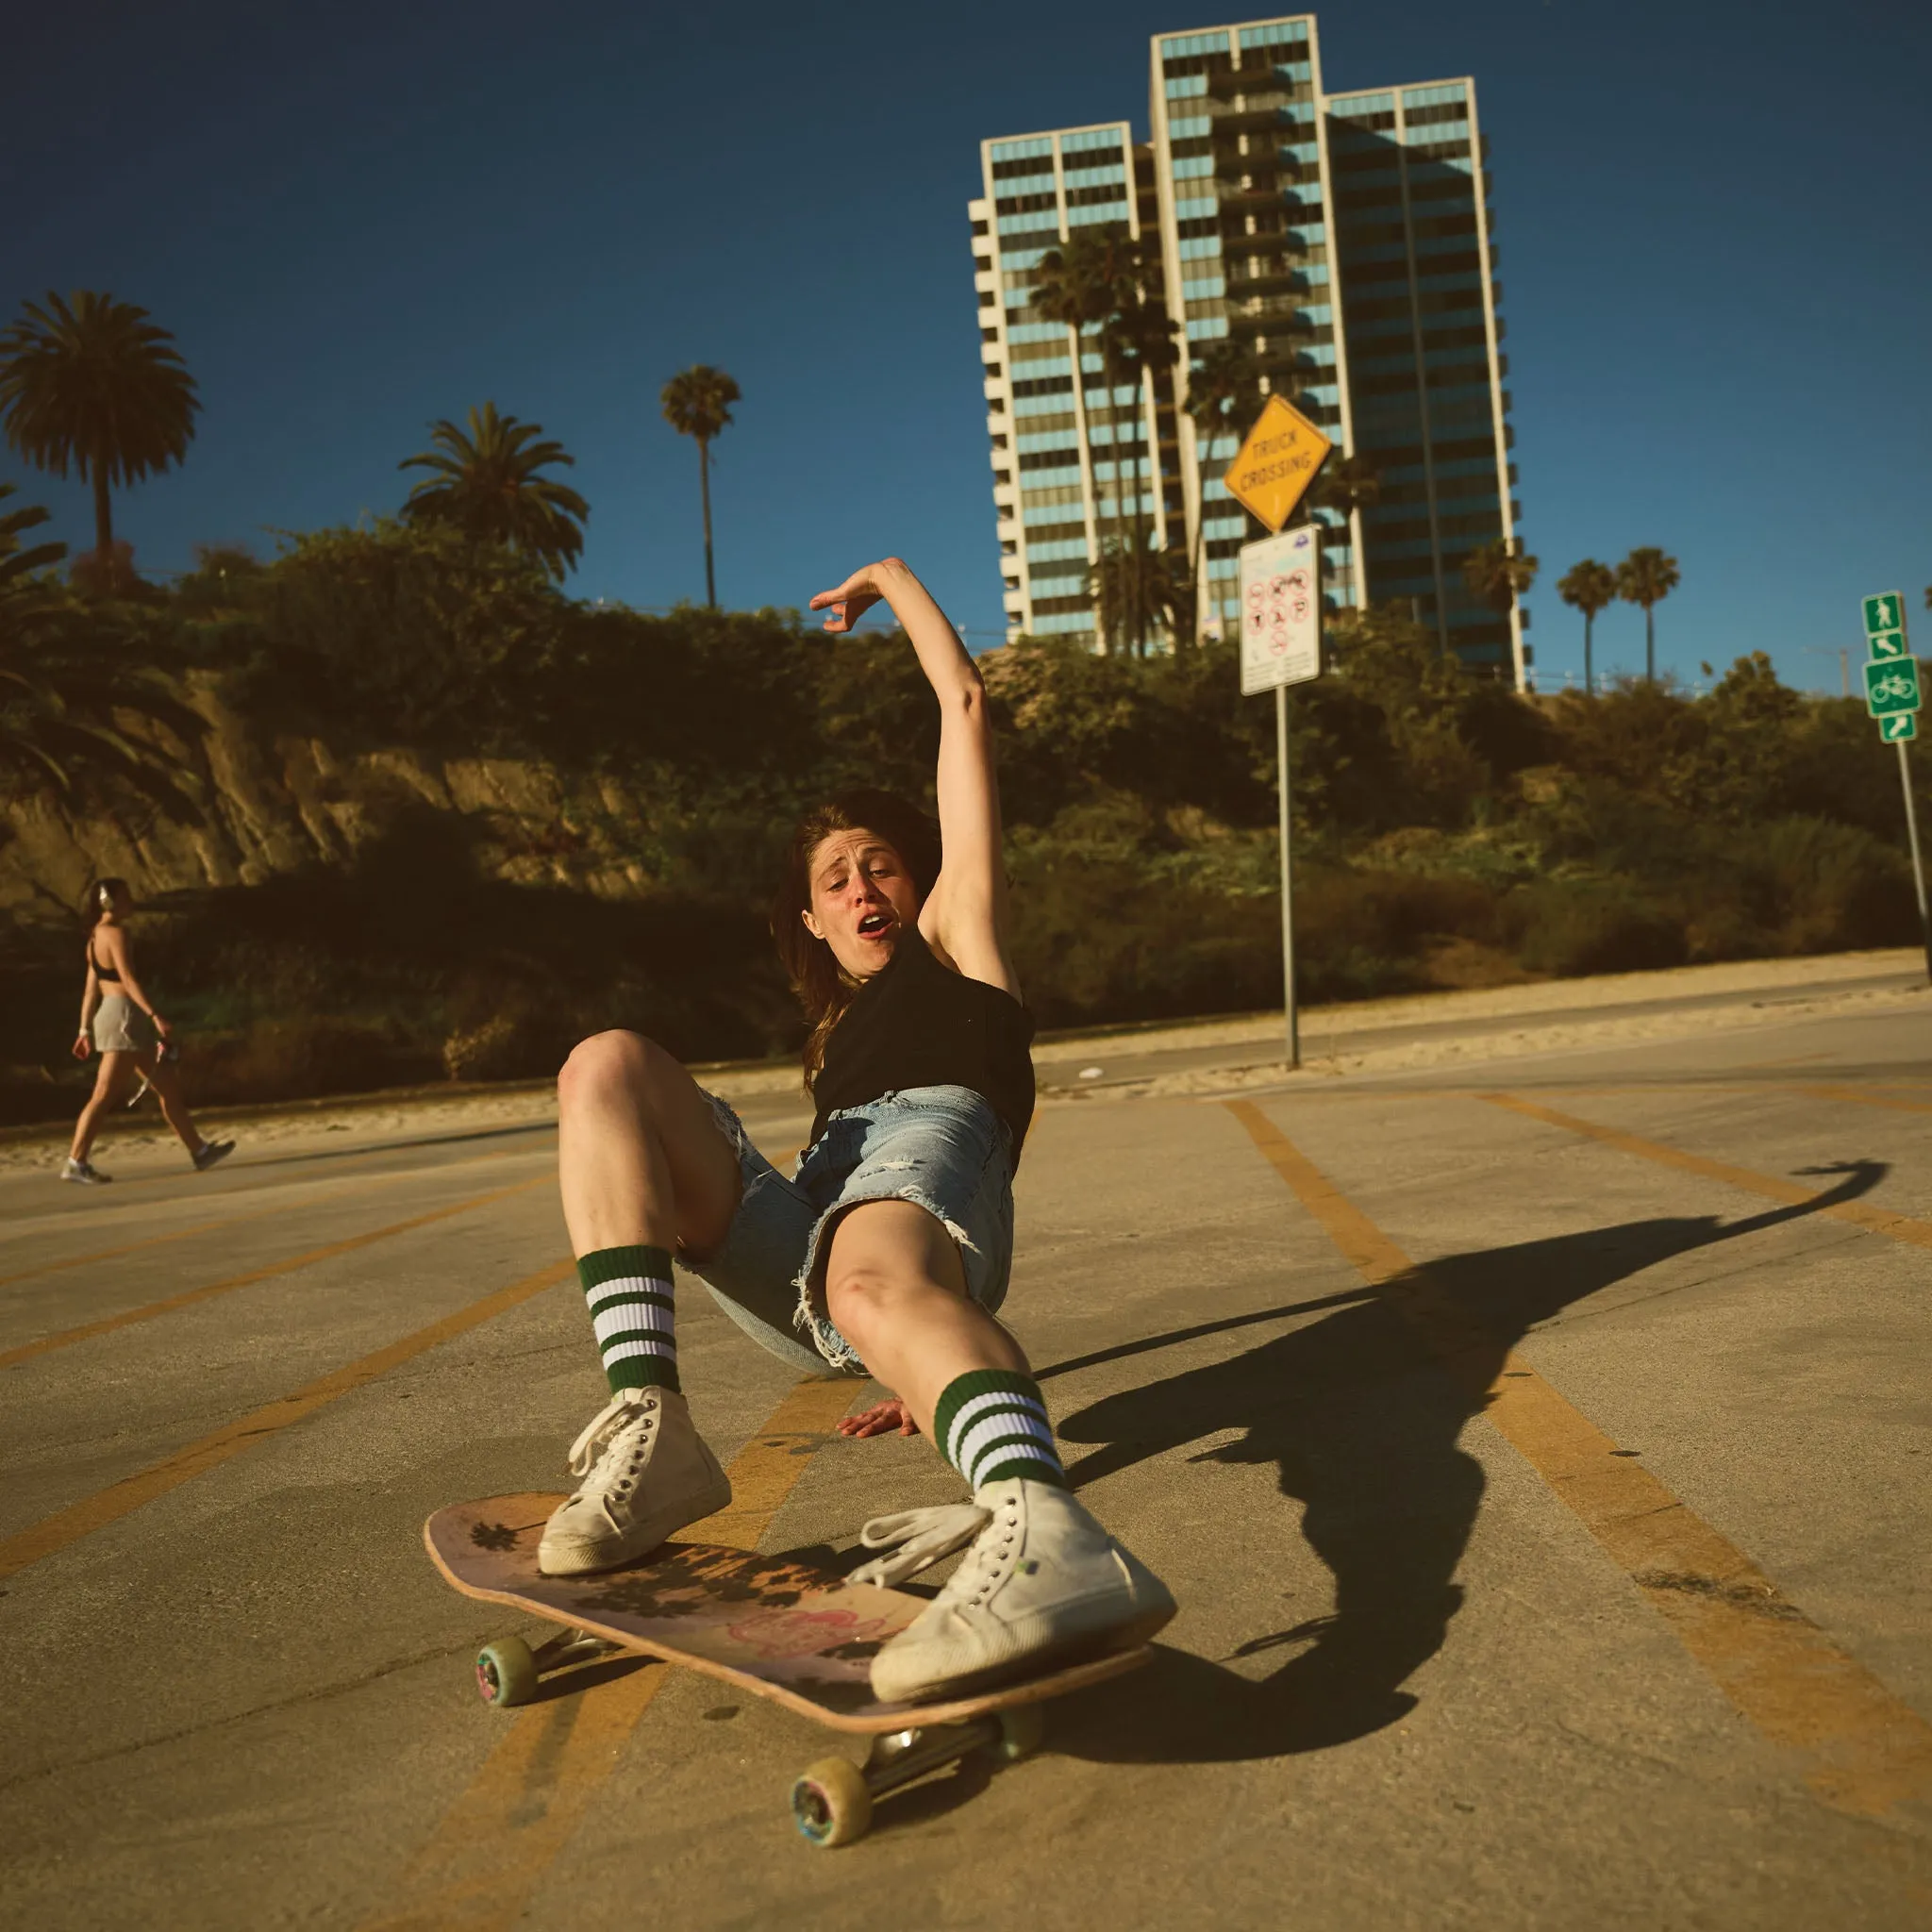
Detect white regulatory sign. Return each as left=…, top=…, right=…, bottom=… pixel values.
left=1239, top=525, right=1323, bottom=695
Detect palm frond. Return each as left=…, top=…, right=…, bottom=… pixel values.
left=0, top=290, right=199, bottom=488
left=399, top=402, right=590, bottom=580
left=659, top=366, right=741, bottom=442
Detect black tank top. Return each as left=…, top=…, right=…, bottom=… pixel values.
left=809, top=927, right=1036, bottom=1160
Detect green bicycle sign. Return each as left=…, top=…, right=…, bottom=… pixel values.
left=1864, top=657, right=1922, bottom=718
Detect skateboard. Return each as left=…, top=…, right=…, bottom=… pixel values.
left=425, top=1493, right=1152, bottom=1847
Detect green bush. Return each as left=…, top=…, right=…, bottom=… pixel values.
left=5, top=556, right=1929, bottom=1121
left=1512, top=882, right=1689, bottom=977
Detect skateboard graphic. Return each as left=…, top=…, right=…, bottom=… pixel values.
left=425, top=1493, right=1151, bottom=1847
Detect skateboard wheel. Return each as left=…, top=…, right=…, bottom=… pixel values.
left=791, top=1757, right=872, bottom=1848
left=475, top=1637, right=540, bottom=1708
left=994, top=1704, right=1045, bottom=1763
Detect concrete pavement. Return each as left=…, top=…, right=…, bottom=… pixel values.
left=2, top=992, right=1929, bottom=1927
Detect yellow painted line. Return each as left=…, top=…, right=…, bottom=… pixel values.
left=0, top=1257, right=575, bottom=1582
left=1787, top=1083, right=1932, bottom=1117
left=1480, top=1093, right=1932, bottom=1253
left=0, top=1175, right=550, bottom=1370
left=360, top=1374, right=860, bottom=1932
left=1224, top=1097, right=1932, bottom=1819
left=0, top=1140, right=541, bottom=1291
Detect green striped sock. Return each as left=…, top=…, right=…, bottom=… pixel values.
left=579, top=1244, right=679, bottom=1395
left=932, top=1369, right=1066, bottom=1491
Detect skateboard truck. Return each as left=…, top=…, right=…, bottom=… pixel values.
left=474, top=1626, right=621, bottom=1707
left=791, top=1705, right=1045, bottom=1849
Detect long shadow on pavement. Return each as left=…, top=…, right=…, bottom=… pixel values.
left=1046, top=1158, right=1885, bottom=1766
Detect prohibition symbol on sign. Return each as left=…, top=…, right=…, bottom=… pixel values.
left=1238, top=525, right=1322, bottom=695
left=1247, top=564, right=1313, bottom=658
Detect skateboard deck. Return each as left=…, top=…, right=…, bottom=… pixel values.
left=425, top=1492, right=1151, bottom=1733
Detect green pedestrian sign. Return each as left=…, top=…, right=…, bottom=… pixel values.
left=1860, top=591, right=1931, bottom=986
left=1864, top=656, right=1922, bottom=717
left=1864, top=591, right=1907, bottom=636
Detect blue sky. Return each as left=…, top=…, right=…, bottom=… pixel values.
left=4, top=0, right=1927, bottom=691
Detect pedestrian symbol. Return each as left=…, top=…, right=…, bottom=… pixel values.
left=1863, top=591, right=1905, bottom=636
left=1880, top=712, right=1918, bottom=743
left=1863, top=656, right=1922, bottom=717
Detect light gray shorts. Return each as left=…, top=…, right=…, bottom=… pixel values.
left=92, top=994, right=156, bottom=1056
left=680, top=1083, right=1016, bottom=1377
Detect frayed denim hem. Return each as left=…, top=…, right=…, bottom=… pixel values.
left=791, top=1187, right=985, bottom=1374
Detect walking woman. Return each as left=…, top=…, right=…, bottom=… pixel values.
left=64, top=878, right=234, bottom=1185
left=541, top=558, right=1174, bottom=1702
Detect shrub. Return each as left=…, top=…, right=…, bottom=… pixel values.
left=1512, top=882, right=1688, bottom=977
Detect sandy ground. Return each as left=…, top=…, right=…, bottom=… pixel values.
left=6, top=946, right=1924, bottom=1174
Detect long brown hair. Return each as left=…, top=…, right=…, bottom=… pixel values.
left=771, top=791, right=940, bottom=1089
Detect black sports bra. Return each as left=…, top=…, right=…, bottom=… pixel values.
left=89, top=941, right=122, bottom=984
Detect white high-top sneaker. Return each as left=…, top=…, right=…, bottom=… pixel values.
left=538, top=1385, right=732, bottom=1576
left=865, top=1479, right=1175, bottom=1704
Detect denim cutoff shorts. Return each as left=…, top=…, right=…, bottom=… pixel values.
left=680, top=1084, right=1015, bottom=1377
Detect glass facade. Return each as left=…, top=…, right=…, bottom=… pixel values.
left=1147, top=15, right=1357, bottom=640
left=972, top=122, right=1176, bottom=645
left=1326, top=81, right=1523, bottom=676
left=968, top=14, right=1524, bottom=684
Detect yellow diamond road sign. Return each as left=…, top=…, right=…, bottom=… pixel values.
left=1222, top=393, right=1334, bottom=534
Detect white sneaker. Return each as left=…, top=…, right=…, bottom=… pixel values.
left=865, top=1479, right=1176, bottom=1704
left=60, top=1158, right=111, bottom=1185
left=538, top=1385, right=732, bottom=1576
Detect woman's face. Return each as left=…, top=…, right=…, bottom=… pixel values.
left=802, top=829, right=920, bottom=981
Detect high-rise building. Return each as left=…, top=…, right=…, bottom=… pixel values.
left=969, top=123, right=1176, bottom=641
left=1325, top=79, right=1521, bottom=678
left=968, top=11, right=1526, bottom=685
left=1145, top=16, right=1357, bottom=646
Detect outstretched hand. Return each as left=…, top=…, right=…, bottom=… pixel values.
left=836, top=1396, right=920, bottom=1440
left=808, top=561, right=896, bottom=635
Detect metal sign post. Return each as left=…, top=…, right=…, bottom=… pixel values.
left=1224, top=396, right=1333, bottom=1071
left=1896, top=740, right=1931, bottom=983
left=1239, top=525, right=1324, bottom=1068
left=1860, top=589, right=1930, bottom=983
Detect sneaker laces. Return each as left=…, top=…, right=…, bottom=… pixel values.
left=566, top=1387, right=659, bottom=1481
left=849, top=1503, right=991, bottom=1587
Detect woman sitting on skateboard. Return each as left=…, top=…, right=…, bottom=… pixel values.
left=542, top=558, right=1174, bottom=1702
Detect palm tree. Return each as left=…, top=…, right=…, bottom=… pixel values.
left=1312, top=453, right=1380, bottom=520
left=0, top=291, right=199, bottom=579
left=1181, top=339, right=1266, bottom=643
left=1033, top=228, right=1142, bottom=646
left=1616, top=546, right=1681, bottom=683
left=1462, top=537, right=1539, bottom=658
left=1310, top=454, right=1379, bottom=610
left=399, top=402, right=589, bottom=581
left=660, top=365, right=741, bottom=608
left=0, top=483, right=201, bottom=802
left=0, top=482, right=67, bottom=604
left=1556, top=558, right=1617, bottom=694
left=1106, top=294, right=1182, bottom=652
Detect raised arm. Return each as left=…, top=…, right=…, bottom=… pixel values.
left=808, top=558, right=1016, bottom=996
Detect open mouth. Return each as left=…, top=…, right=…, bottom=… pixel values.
left=857, top=911, right=894, bottom=939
